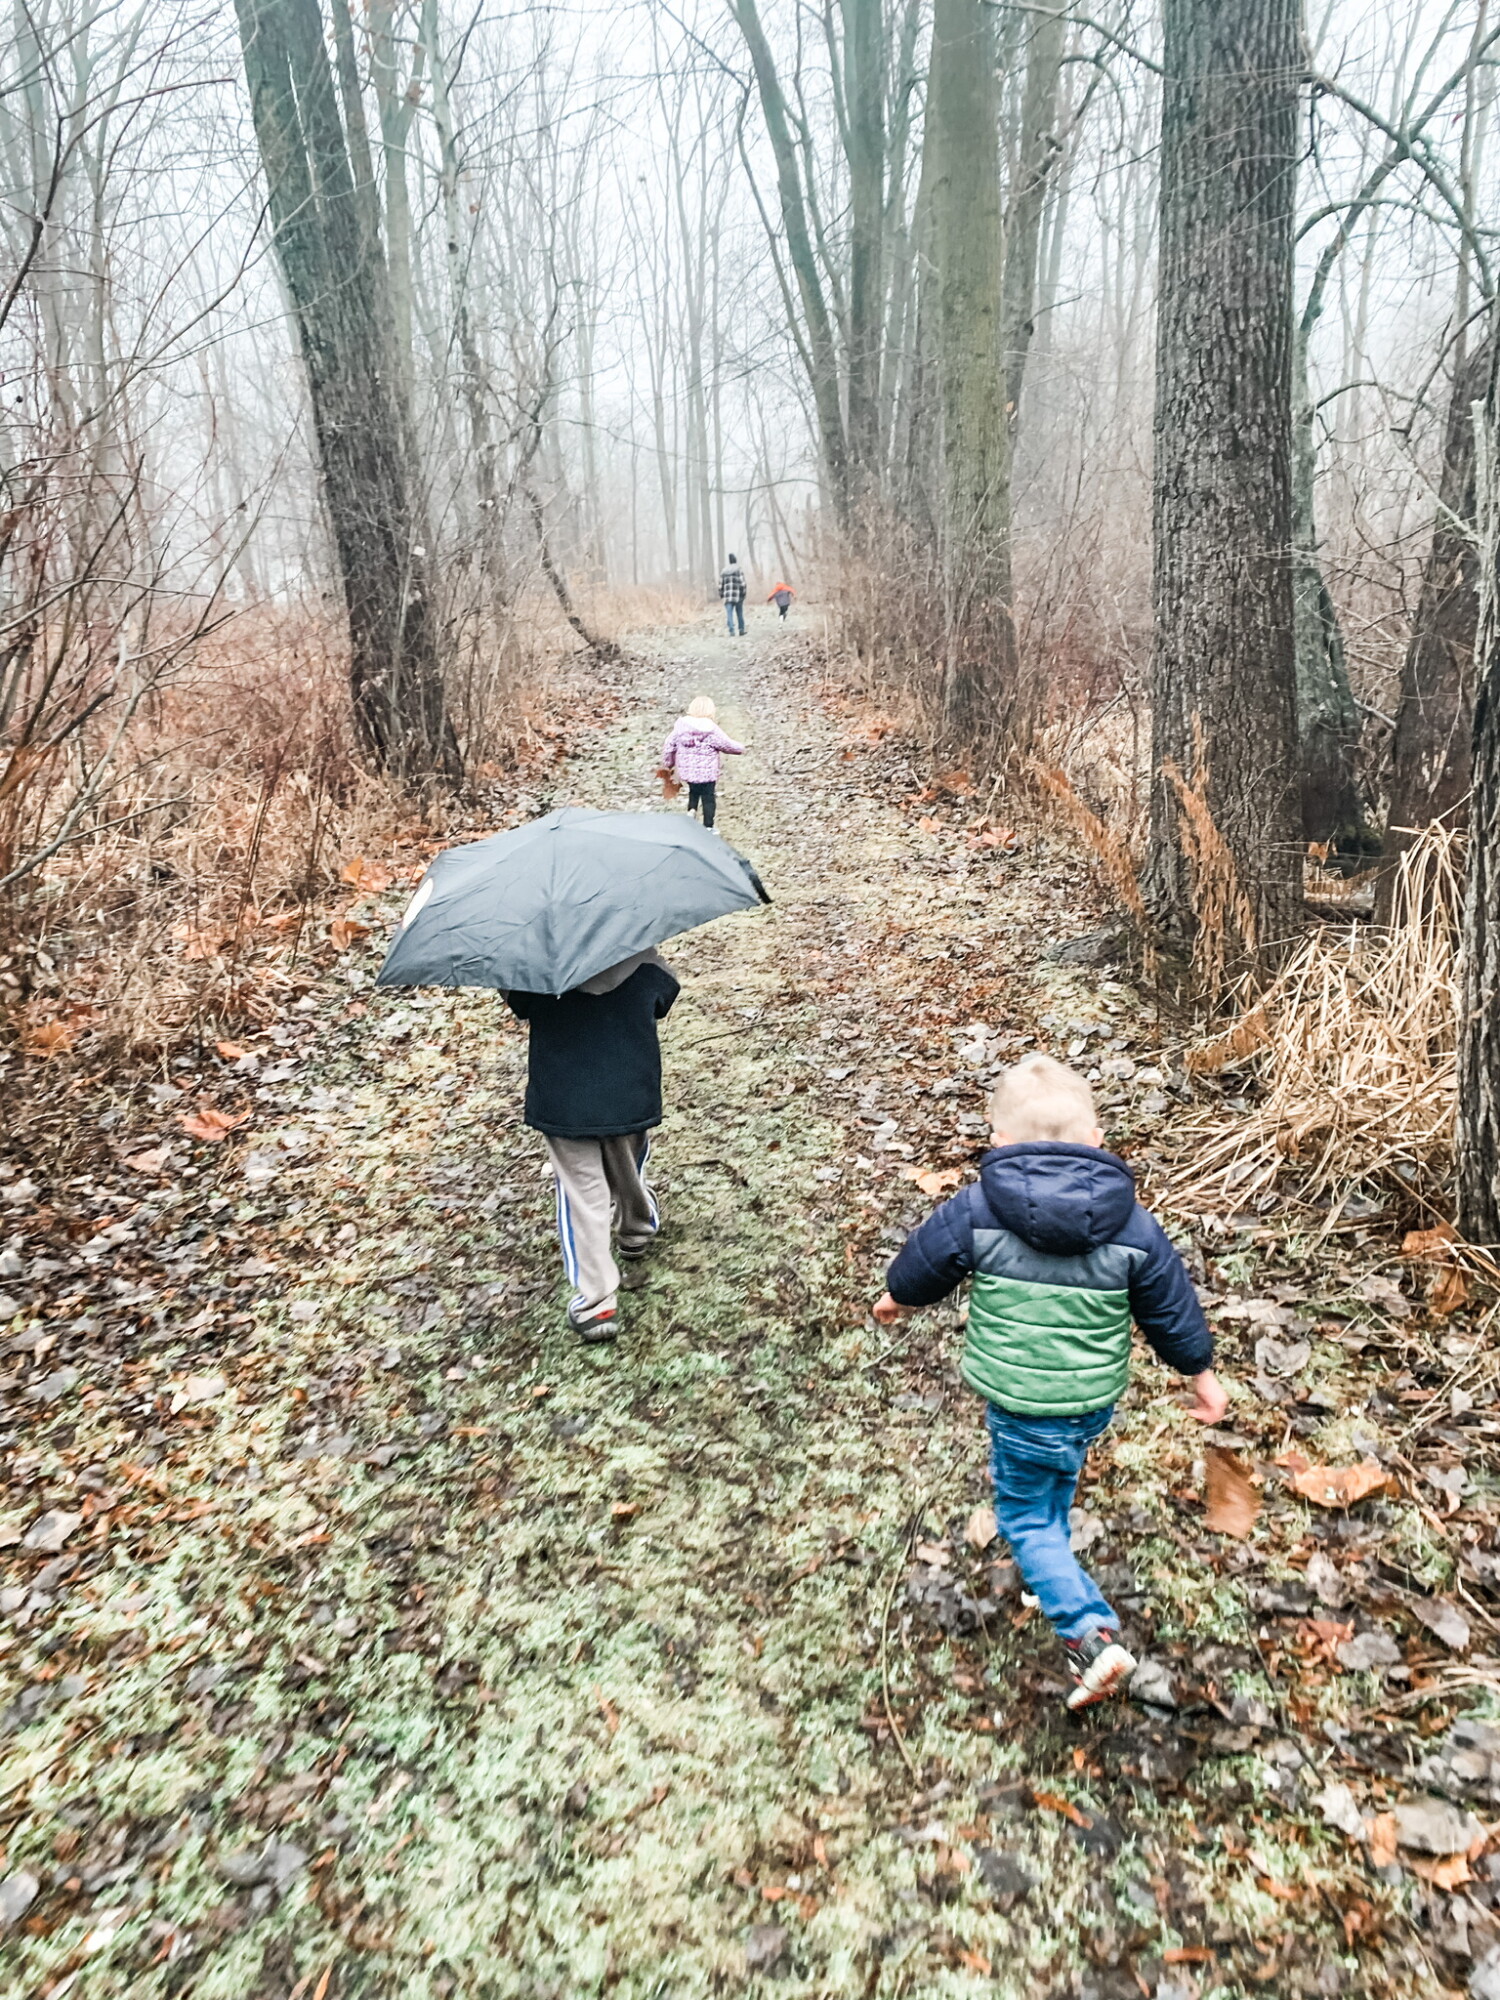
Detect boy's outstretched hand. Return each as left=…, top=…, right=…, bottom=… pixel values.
left=872, top=1292, right=912, bottom=1326
left=1186, top=1369, right=1228, bottom=1425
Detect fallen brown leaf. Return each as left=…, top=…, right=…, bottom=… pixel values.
left=341, top=857, right=393, bottom=894
left=1366, top=1811, right=1398, bottom=1867
left=1430, top=1264, right=1470, bottom=1315
left=965, top=1505, right=998, bottom=1550
left=1401, top=1222, right=1458, bottom=1259
left=1030, top=1790, right=1090, bottom=1828
left=1283, top=1456, right=1393, bottom=1509
left=899, top=1164, right=964, bottom=1198
left=1410, top=1852, right=1472, bottom=1889
left=1204, top=1447, right=1260, bottom=1539
left=178, top=1106, right=250, bottom=1144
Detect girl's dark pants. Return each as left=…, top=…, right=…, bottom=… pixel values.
left=687, top=781, right=717, bottom=828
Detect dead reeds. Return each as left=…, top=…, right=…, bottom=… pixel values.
left=1027, top=758, right=1158, bottom=973
left=1164, top=822, right=1463, bottom=1221
left=1162, top=753, right=1260, bottom=993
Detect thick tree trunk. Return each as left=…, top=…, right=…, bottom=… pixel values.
left=1145, top=0, right=1303, bottom=958
left=926, top=0, right=1016, bottom=755
left=1381, top=340, right=1492, bottom=921
left=1457, top=349, right=1500, bottom=1242
left=233, top=0, right=456, bottom=787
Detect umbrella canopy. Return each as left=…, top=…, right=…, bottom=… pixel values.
left=376, top=807, right=770, bottom=997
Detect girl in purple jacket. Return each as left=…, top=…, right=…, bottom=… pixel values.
left=660, top=696, right=744, bottom=830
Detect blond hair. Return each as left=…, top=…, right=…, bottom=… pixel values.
left=988, top=1054, right=1098, bottom=1143
left=686, top=695, right=717, bottom=719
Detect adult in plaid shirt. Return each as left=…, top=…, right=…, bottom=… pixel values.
left=718, top=554, right=747, bottom=635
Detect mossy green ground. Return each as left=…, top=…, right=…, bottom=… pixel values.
left=0, top=620, right=1448, bottom=1997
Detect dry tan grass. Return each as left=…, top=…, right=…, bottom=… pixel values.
left=1164, top=823, right=1463, bottom=1220
left=1026, top=758, right=1157, bottom=972
left=1162, top=746, right=1260, bottom=994
left=580, top=582, right=704, bottom=631
left=2, top=595, right=618, bottom=1055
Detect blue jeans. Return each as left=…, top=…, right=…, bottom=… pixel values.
left=986, top=1403, right=1117, bottom=1643
left=724, top=599, right=745, bottom=634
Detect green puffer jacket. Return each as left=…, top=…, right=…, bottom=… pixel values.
left=885, top=1143, right=1212, bottom=1417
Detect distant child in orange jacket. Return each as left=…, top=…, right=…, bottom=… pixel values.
left=767, top=581, right=795, bottom=620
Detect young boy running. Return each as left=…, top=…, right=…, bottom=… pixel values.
left=873, top=1054, right=1226, bottom=1709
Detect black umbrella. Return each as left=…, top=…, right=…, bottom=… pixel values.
left=376, top=807, right=770, bottom=996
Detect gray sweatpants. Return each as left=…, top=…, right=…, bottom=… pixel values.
left=545, top=1133, right=658, bottom=1313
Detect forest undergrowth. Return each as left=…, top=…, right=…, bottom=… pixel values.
left=0, top=613, right=1497, bottom=2000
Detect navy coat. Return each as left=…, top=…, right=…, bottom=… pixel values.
left=886, top=1143, right=1213, bottom=1399
left=505, top=961, right=680, bottom=1138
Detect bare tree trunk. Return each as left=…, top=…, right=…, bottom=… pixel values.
left=1145, top=0, right=1303, bottom=958
left=1000, top=0, right=1068, bottom=423
left=233, top=0, right=456, bottom=786
left=525, top=484, right=619, bottom=662
left=843, top=0, right=885, bottom=505
left=1380, top=338, right=1492, bottom=918
left=730, top=0, right=851, bottom=516
left=1291, top=318, right=1367, bottom=852
left=1457, top=345, right=1500, bottom=1241
left=419, top=0, right=505, bottom=589
left=926, top=0, right=1016, bottom=755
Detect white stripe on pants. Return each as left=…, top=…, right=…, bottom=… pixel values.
left=546, top=1133, right=657, bottom=1313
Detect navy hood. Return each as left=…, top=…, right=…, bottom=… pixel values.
left=978, top=1142, right=1137, bottom=1255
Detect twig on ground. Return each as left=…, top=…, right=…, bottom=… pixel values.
left=879, top=1492, right=937, bottom=1780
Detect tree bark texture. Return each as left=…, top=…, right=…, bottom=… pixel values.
left=1457, top=348, right=1500, bottom=1242
left=1146, top=0, right=1303, bottom=955
left=1382, top=340, right=1493, bottom=919
left=232, top=0, right=457, bottom=786
left=926, top=0, right=1016, bottom=753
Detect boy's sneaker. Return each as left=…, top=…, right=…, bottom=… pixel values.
left=568, top=1301, right=618, bottom=1343
left=1064, top=1630, right=1137, bottom=1710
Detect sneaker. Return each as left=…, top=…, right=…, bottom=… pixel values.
left=1064, top=1630, right=1137, bottom=1711
left=567, top=1301, right=618, bottom=1343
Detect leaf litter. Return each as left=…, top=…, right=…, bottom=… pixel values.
left=0, top=626, right=1497, bottom=1995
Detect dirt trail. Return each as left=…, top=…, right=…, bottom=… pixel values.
left=1, top=617, right=1420, bottom=1999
